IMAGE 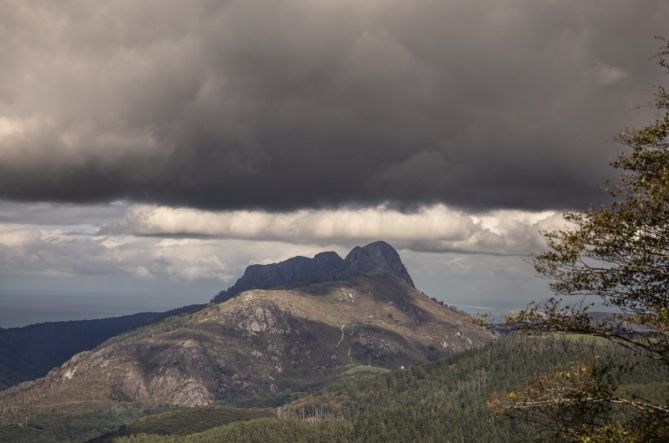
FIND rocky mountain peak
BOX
[213,241,414,303]
[344,241,415,288]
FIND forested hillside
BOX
[277,333,669,442]
[0,305,205,391]
[7,333,664,442]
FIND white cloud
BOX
[105,203,568,255]
[591,63,628,87]
[0,201,567,317]
[0,200,572,302]
[0,224,234,282]
[0,116,39,139]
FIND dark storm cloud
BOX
[0,200,128,226]
[0,0,666,211]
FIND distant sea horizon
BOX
[0,290,210,328]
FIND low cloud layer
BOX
[0,200,558,324]
[0,224,232,282]
[0,220,346,284]
[0,200,565,286]
[1,1,667,211]
[105,203,566,255]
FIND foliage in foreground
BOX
[497,39,669,441]
[281,334,668,442]
[490,359,669,442]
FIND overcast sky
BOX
[1,1,667,326]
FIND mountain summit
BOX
[213,241,414,303]
[344,241,414,287]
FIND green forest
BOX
[3,333,666,442]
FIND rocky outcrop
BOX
[213,241,414,303]
[343,241,414,287]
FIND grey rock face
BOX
[213,241,414,303]
[344,241,414,288]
